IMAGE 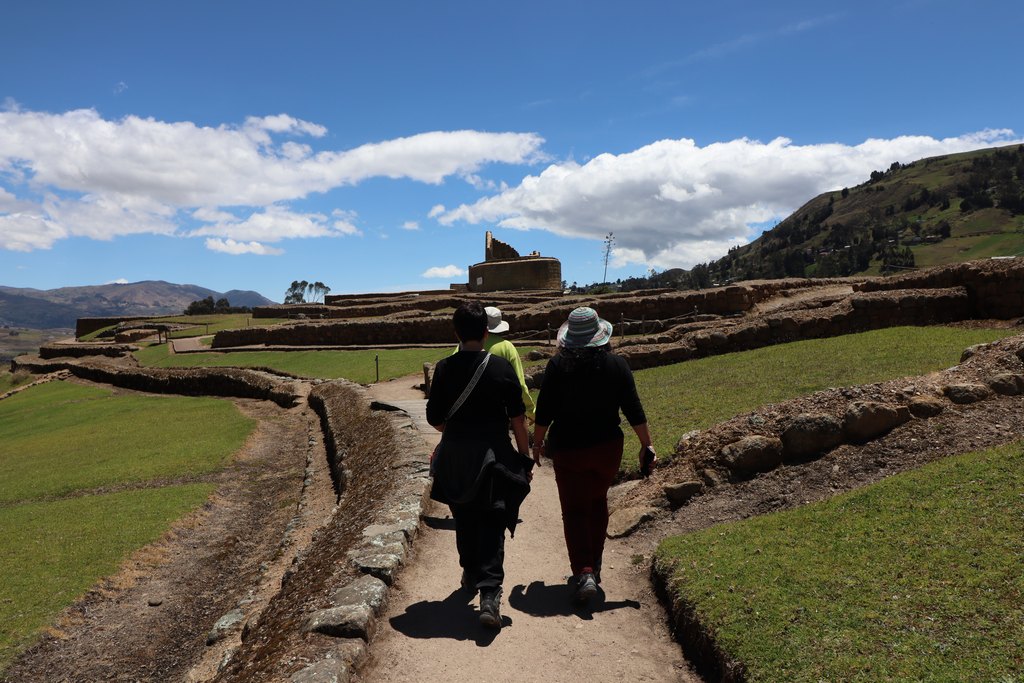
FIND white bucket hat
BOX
[485,306,510,334]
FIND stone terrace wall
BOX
[11,356,301,407]
[219,280,856,349]
[216,382,432,681]
[38,343,137,359]
[76,316,157,338]
[856,258,1024,319]
[615,287,971,371]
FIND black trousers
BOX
[450,504,506,592]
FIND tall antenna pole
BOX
[602,232,615,283]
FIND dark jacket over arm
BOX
[427,350,531,534]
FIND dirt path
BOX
[169,336,211,353]
[361,376,697,683]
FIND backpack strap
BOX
[446,352,491,421]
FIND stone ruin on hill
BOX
[465,231,562,292]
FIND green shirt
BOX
[453,335,536,419]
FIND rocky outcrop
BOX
[655,335,1024,500]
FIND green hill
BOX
[700,144,1024,284]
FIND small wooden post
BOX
[375,354,380,383]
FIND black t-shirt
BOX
[534,350,646,449]
[427,350,526,440]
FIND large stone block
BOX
[720,435,783,478]
[988,373,1024,396]
[663,481,703,508]
[606,506,658,538]
[908,396,945,418]
[304,604,375,641]
[843,401,910,442]
[943,383,993,404]
[781,413,844,460]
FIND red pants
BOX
[550,436,623,576]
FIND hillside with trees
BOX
[699,144,1024,284]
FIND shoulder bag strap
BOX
[446,352,491,421]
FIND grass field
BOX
[655,441,1024,681]
[0,382,254,503]
[0,484,214,668]
[0,382,254,671]
[912,232,1024,268]
[135,343,542,383]
[622,325,1017,472]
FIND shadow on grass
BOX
[388,589,508,646]
[508,580,640,620]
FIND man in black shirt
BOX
[427,301,531,629]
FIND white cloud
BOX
[0,212,67,251]
[440,129,1024,269]
[428,204,446,218]
[401,220,420,231]
[105,278,129,284]
[331,208,362,236]
[422,264,465,279]
[192,207,236,223]
[191,205,348,242]
[205,238,284,255]
[0,107,544,251]
[113,81,128,94]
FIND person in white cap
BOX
[453,305,535,421]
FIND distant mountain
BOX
[695,144,1024,285]
[0,281,276,329]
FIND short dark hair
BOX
[453,301,488,342]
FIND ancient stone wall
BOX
[855,258,1024,319]
[10,357,301,407]
[38,343,137,359]
[485,232,520,260]
[216,279,860,348]
[615,287,972,371]
[76,316,157,338]
[223,382,432,680]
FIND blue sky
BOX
[1,0,1022,302]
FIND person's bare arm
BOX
[511,414,529,455]
[530,423,548,467]
[632,422,652,449]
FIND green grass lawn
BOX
[655,441,1024,682]
[0,382,254,671]
[135,344,448,382]
[912,232,1024,267]
[0,382,254,503]
[0,484,214,669]
[135,343,541,383]
[621,325,1016,473]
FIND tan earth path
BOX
[362,376,698,683]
